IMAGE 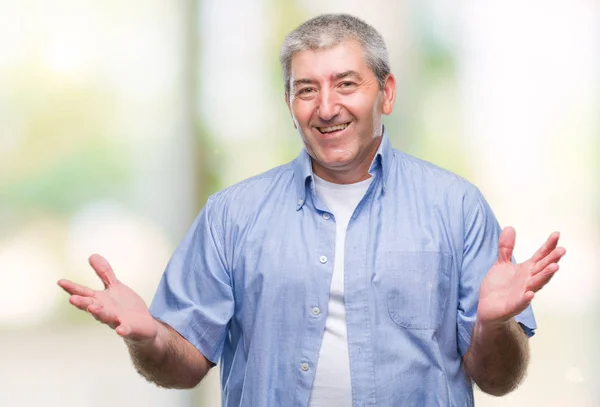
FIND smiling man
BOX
[285,38,392,185]
[58,14,566,406]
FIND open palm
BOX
[58,254,158,344]
[477,227,566,325]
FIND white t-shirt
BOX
[308,174,373,407]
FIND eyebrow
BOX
[292,78,315,88]
[333,70,363,81]
[292,70,363,89]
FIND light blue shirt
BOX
[150,129,536,407]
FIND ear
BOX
[285,93,297,129]
[381,73,396,116]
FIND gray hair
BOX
[280,14,391,97]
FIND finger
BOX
[528,263,560,292]
[88,254,119,289]
[68,295,96,311]
[88,304,119,327]
[531,231,560,263]
[57,279,96,297]
[531,247,566,276]
[497,226,516,263]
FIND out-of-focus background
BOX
[0,0,598,406]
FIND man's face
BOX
[287,40,395,183]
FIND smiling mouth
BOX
[316,122,351,135]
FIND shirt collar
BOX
[292,125,393,210]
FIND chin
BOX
[317,153,356,170]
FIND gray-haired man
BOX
[59,14,565,406]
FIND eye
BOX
[298,87,316,95]
[337,81,358,92]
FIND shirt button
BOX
[322,213,330,220]
[312,307,321,316]
[300,362,309,371]
[319,256,327,264]
[297,199,304,206]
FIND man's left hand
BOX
[477,227,566,326]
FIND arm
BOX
[462,227,565,396]
[126,319,214,389]
[463,318,529,396]
[58,254,213,389]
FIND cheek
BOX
[292,102,315,126]
[344,94,376,119]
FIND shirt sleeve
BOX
[149,197,234,364]
[456,189,537,357]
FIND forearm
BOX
[463,318,530,396]
[126,320,214,389]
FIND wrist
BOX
[474,317,516,338]
[125,319,164,352]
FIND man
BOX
[58,14,566,406]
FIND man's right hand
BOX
[58,254,159,346]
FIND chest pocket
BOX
[384,251,452,330]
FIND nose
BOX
[317,88,341,122]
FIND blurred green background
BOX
[0,1,598,406]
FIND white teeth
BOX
[319,123,349,133]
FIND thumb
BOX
[116,324,131,337]
[117,319,160,346]
[89,254,119,289]
[497,226,516,263]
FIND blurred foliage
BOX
[409,7,469,177]
[0,142,127,213]
[265,0,303,91]
[194,122,222,205]
[189,0,222,206]
[0,63,131,234]
[265,0,307,164]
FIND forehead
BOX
[290,40,371,81]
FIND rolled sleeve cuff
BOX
[458,304,537,356]
[515,304,537,338]
[150,307,225,365]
